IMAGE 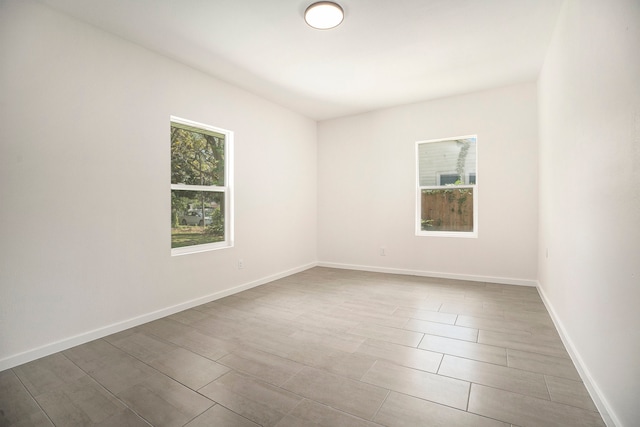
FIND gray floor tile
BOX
[393,307,456,324]
[217,348,304,386]
[478,330,569,358]
[455,315,539,335]
[34,375,131,426]
[361,360,470,410]
[12,353,86,397]
[105,330,177,363]
[0,370,53,427]
[138,318,193,341]
[355,339,443,373]
[94,409,151,427]
[116,373,213,427]
[289,329,365,353]
[468,384,605,427]
[199,371,301,427]
[439,302,504,320]
[307,350,378,380]
[167,308,210,325]
[349,323,423,347]
[506,349,581,380]
[438,355,549,399]
[85,353,157,395]
[148,347,230,390]
[275,399,382,427]
[419,334,508,365]
[163,329,236,361]
[282,366,388,420]
[404,318,479,342]
[545,375,598,412]
[374,391,509,427]
[184,404,259,427]
[63,339,131,374]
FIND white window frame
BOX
[171,116,234,256]
[415,135,478,238]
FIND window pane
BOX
[418,138,477,186]
[171,190,225,248]
[171,124,225,186]
[421,188,474,232]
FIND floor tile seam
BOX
[467,381,602,414]
[476,341,571,360]
[541,373,586,385]
[505,361,582,382]
[479,329,566,345]
[436,353,585,389]
[439,352,554,373]
[394,308,457,321]
[9,367,57,427]
[401,324,480,343]
[362,335,447,354]
[405,315,472,327]
[214,350,305,388]
[85,335,224,408]
[453,319,545,335]
[421,331,509,351]
[280,364,393,408]
[477,331,568,347]
[378,388,486,417]
[280,377,392,423]
[54,351,157,427]
[370,389,392,424]
[468,383,607,426]
[205,402,262,427]
[434,366,552,401]
[541,374,600,413]
[292,397,389,427]
[126,323,245,365]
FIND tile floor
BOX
[0,267,606,427]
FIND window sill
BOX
[171,241,233,256]
[416,231,478,238]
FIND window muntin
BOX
[416,136,477,237]
[171,117,233,254]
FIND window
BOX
[416,136,477,237]
[170,117,233,254]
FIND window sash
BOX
[415,135,478,238]
[171,116,233,255]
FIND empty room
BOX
[0,0,638,426]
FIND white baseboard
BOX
[536,283,619,427]
[317,261,537,287]
[0,262,317,372]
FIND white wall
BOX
[537,1,640,426]
[317,83,539,285]
[0,0,317,369]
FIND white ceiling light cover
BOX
[305,2,344,30]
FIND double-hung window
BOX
[170,117,233,254]
[416,136,477,237]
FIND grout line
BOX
[370,389,392,422]
[60,351,155,426]
[10,368,57,427]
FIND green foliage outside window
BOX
[170,120,227,249]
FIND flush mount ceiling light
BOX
[304,2,344,30]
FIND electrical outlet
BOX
[238,259,244,269]
[380,247,386,256]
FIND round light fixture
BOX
[304,2,344,30]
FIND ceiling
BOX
[38,0,564,121]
